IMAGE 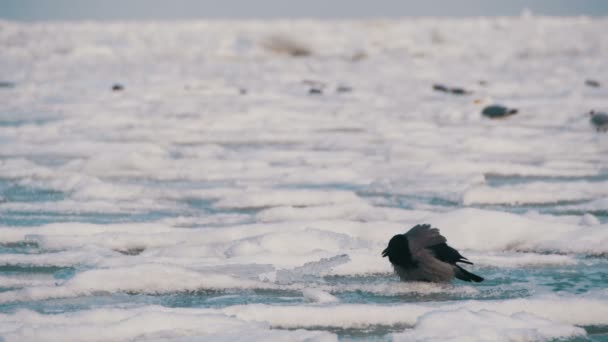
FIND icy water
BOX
[0,17,608,341]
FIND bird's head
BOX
[382,234,413,266]
[588,110,596,117]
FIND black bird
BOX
[382,224,483,283]
[481,105,518,119]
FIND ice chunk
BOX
[302,288,339,304]
[392,309,584,341]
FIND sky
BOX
[1,0,607,20]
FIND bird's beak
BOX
[382,248,388,257]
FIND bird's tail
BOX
[454,265,484,282]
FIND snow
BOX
[0,307,337,342]
[0,16,607,340]
[392,309,585,342]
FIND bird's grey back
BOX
[393,248,455,282]
[405,224,446,253]
[394,224,454,282]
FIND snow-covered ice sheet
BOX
[1,16,608,341]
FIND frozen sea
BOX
[0,17,608,341]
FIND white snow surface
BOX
[1,17,608,341]
[0,295,606,341]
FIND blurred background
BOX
[2,0,608,20]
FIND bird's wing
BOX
[405,224,447,253]
[427,243,472,265]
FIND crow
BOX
[382,224,483,283]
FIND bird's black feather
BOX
[454,265,484,282]
[383,235,417,269]
[427,243,473,265]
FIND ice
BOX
[580,213,601,226]
[0,246,114,267]
[463,181,608,205]
[220,294,608,330]
[428,208,608,255]
[1,16,608,340]
[0,264,274,304]
[392,309,585,341]
[465,251,577,268]
[255,203,430,222]
[0,295,605,340]
[276,254,352,283]
[213,189,363,209]
[0,307,337,342]
[0,208,605,276]
[0,275,57,289]
[302,288,340,304]
[558,197,608,213]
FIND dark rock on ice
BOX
[449,87,472,95]
[336,85,353,93]
[433,84,449,92]
[589,110,608,132]
[433,83,472,95]
[0,81,15,88]
[585,79,601,88]
[482,105,518,119]
[309,88,323,95]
